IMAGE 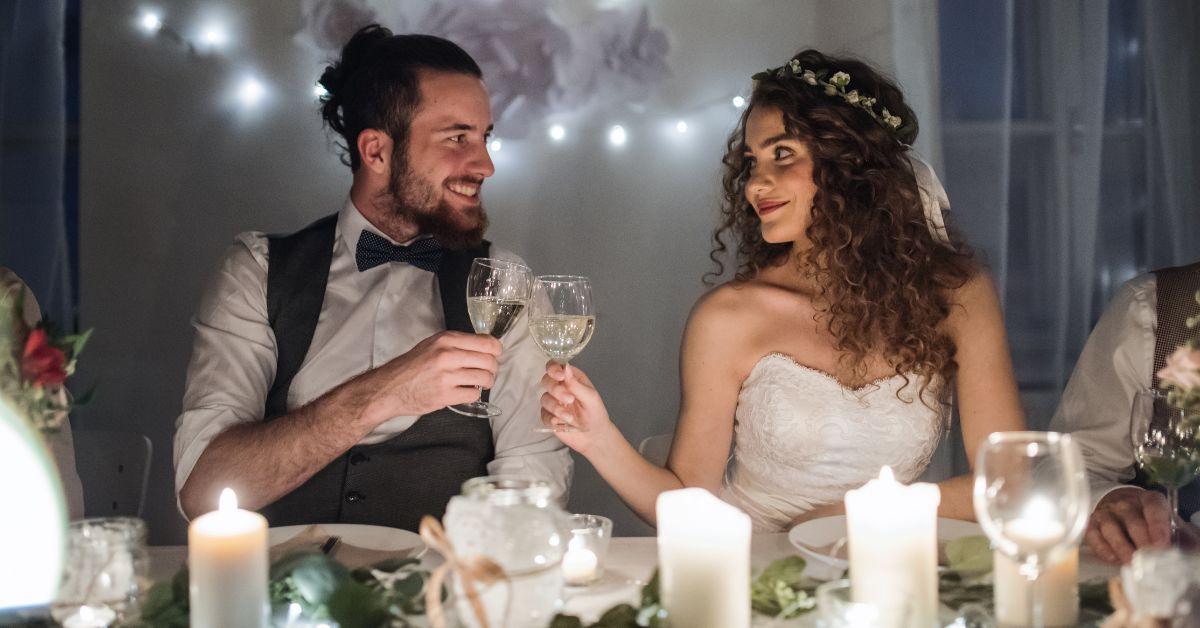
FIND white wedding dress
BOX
[720,352,950,532]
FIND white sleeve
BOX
[1049,274,1156,511]
[484,248,574,506]
[172,232,277,512]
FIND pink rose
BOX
[1157,345,1200,390]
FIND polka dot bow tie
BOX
[355,230,444,273]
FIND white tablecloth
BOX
[148,534,1119,626]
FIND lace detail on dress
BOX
[720,353,949,532]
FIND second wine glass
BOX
[450,257,533,419]
[529,275,595,433]
[1130,388,1200,543]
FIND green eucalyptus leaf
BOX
[327,579,389,628]
[944,535,993,574]
[549,615,586,628]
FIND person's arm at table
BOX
[539,287,747,525]
[175,237,501,519]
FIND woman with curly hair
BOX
[541,50,1026,530]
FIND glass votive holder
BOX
[816,579,894,628]
[51,517,149,626]
[562,514,612,587]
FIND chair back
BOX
[72,430,152,518]
[637,433,673,467]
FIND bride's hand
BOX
[540,361,615,455]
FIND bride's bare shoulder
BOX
[686,278,798,339]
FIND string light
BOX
[237,77,266,107]
[548,124,566,142]
[675,120,688,133]
[489,138,502,152]
[732,95,746,108]
[608,125,627,146]
[199,23,228,48]
[312,83,328,99]
[139,10,163,34]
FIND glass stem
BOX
[1020,560,1044,628]
[1168,487,1180,544]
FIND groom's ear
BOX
[356,128,393,176]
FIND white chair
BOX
[637,433,673,467]
[72,430,152,518]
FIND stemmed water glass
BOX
[529,275,595,433]
[449,258,533,418]
[1130,388,1200,542]
[973,431,1089,628]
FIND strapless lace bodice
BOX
[720,353,949,532]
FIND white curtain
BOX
[0,0,71,325]
[907,0,1200,481]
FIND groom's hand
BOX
[1084,487,1172,564]
[358,331,501,425]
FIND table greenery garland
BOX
[124,536,1113,628]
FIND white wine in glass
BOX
[449,258,532,419]
[530,275,594,433]
[1130,389,1200,542]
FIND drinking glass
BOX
[51,517,150,626]
[450,258,533,418]
[528,275,595,433]
[973,431,1089,628]
[1130,388,1200,542]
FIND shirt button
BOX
[349,452,370,465]
[345,491,364,503]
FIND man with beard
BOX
[173,26,571,529]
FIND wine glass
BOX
[449,258,533,418]
[1130,388,1200,542]
[973,431,1089,628]
[528,275,595,433]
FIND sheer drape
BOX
[0,0,71,324]
[909,0,1200,481]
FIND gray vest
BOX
[257,215,494,532]
[1151,261,1200,520]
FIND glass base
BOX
[449,401,502,418]
[533,424,586,434]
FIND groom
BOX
[173,26,571,530]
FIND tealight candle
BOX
[561,514,612,587]
[562,540,599,586]
[188,488,269,628]
[844,466,940,628]
[62,604,116,628]
[656,488,751,628]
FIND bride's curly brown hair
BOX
[711,49,977,398]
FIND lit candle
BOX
[562,537,599,586]
[993,497,1079,627]
[844,466,940,628]
[188,488,269,628]
[656,488,751,628]
[62,604,116,627]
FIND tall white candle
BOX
[844,466,940,628]
[188,488,269,628]
[656,488,751,628]
[993,497,1079,627]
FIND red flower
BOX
[21,328,68,387]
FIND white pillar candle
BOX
[656,488,751,628]
[844,466,941,628]
[993,497,1078,627]
[188,488,269,628]
[994,547,1078,627]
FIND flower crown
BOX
[752,59,912,138]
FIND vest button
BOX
[349,452,369,465]
[345,491,364,503]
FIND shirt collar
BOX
[337,198,433,254]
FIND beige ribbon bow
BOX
[419,515,509,628]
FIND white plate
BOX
[269,523,426,558]
[788,515,983,574]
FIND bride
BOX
[540,50,1026,531]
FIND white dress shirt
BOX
[1049,273,1156,511]
[173,200,572,511]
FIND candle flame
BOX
[218,487,238,512]
[1022,495,1056,523]
[878,465,895,482]
[79,606,95,621]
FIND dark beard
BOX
[382,152,488,251]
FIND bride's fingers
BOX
[559,372,600,406]
[541,379,575,406]
[540,392,573,421]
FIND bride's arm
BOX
[541,289,746,525]
[939,271,1027,519]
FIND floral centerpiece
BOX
[1157,291,1200,427]
[0,279,91,432]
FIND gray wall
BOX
[79,0,908,544]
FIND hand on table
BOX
[1083,486,1199,564]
